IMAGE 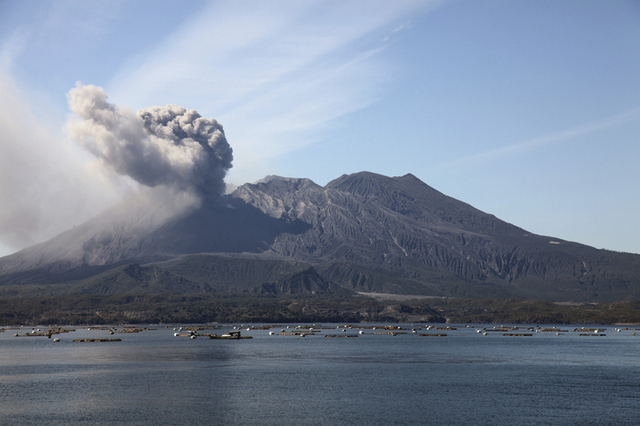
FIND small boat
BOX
[212,331,252,340]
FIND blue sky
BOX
[0,0,639,256]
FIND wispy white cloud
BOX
[0,28,29,70]
[108,0,439,184]
[430,107,640,171]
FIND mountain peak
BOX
[252,175,322,191]
[326,171,436,193]
[326,171,396,195]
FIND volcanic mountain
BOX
[1,172,638,301]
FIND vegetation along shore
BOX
[1,294,639,326]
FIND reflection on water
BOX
[1,324,639,425]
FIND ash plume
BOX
[66,82,233,199]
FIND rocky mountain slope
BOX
[233,172,640,301]
[1,172,638,301]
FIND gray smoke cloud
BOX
[66,82,233,199]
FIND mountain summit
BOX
[1,172,638,301]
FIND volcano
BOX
[1,172,638,302]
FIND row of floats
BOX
[174,324,640,338]
[3,324,639,342]
[5,326,152,342]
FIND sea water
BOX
[1,324,639,425]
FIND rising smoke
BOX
[66,82,233,200]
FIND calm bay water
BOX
[1,324,639,425]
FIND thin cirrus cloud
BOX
[429,107,640,172]
[107,0,439,183]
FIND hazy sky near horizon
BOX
[0,0,639,256]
